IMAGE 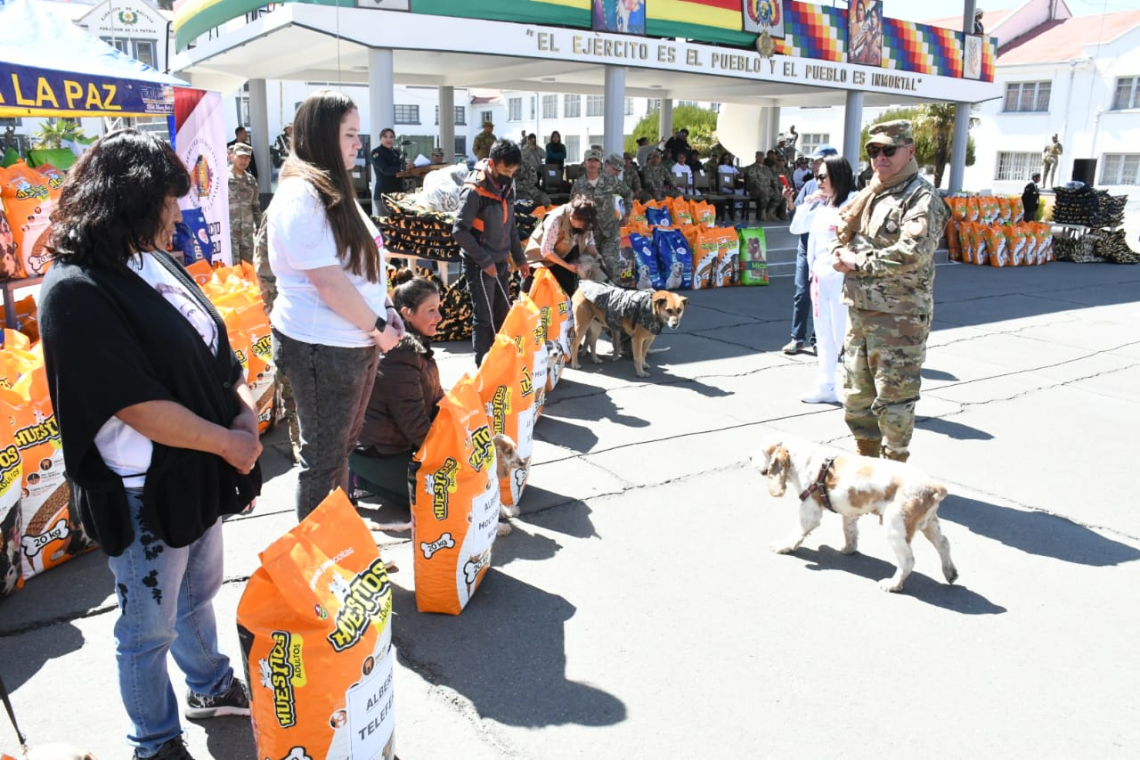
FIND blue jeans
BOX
[108,488,234,757]
[273,329,381,520]
[790,232,814,343]
[463,255,511,366]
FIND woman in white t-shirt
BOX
[785,155,858,404]
[267,89,404,520]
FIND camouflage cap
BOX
[866,120,914,148]
[483,120,494,128]
[604,152,624,169]
[583,148,603,163]
[231,142,253,157]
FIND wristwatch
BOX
[373,314,387,332]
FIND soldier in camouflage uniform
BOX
[743,152,780,221]
[514,158,551,206]
[831,120,951,463]
[641,150,678,201]
[571,149,634,287]
[623,152,650,203]
[252,218,300,463]
[473,121,496,161]
[228,142,261,264]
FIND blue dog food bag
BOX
[652,227,693,290]
[645,203,673,228]
[629,231,664,290]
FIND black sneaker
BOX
[185,678,251,719]
[134,737,196,760]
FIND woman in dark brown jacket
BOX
[350,272,443,507]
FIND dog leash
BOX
[0,670,29,757]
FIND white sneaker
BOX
[801,388,839,404]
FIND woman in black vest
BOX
[39,129,262,760]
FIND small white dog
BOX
[751,437,958,592]
[493,434,527,535]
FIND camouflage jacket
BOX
[473,131,496,160]
[836,174,950,316]
[641,164,675,199]
[742,162,778,196]
[229,168,261,232]
[624,165,644,196]
[570,172,630,236]
[515,160,549,204]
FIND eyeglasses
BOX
[816,173,829,181]
[866,144,900,159]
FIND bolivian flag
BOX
[648,0,754,46]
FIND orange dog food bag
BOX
[409,375,501,615]
[527,268,568,392]
[475,335,538,508]
[237,489,396,760]
[499,296,548,419]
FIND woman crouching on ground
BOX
[350,271,444,508]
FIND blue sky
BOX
[880,0,1132,24]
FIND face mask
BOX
[495,173,513,186]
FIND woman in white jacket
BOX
[784,155,857,403]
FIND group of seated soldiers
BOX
[513,137,799,223]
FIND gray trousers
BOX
[272,328,380,520]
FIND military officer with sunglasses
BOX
[830,120,950,464]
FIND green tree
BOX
[625,104,719,155]
[34,118,88,150]
[860,105,976,188]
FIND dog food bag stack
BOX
[0,333,29,597]
[476,334,539,509]
[527,268,569,393]
[691,229,719,290]
[653,227,694,290]
[500,296,549,420]
[237,489,396,760]
[410,375,501,615]
[737,228,769,286]
[0,162,55,278]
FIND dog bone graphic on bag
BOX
[410,375,501,614]
[237,489,396,760]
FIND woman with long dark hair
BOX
[545,130,567,167]
[785,154,857,404]
[267,89,403,519]
[39,129,262,759]
[524,194,600,296]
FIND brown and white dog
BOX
[570,281,687,378]
[493,434,526,536]
[751,437,958,592]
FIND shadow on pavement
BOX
[542,384,648,428]
[916,417,994,440]
[515,491,600,541]
[792,546,1006,614]
[922,367,960,382]
[391,574,627,728]
[533,414,600,453]
[201,716,257,760]
[0,620,86,691]
[940,495,1140,566]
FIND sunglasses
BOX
[866,144,900,159]
[816,173,829,181]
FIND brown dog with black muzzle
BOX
[570,280,687,378]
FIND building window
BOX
[455,136,466,157]
[1112,77,1140,110]
[530,97,536,119]
[481,110,493,126]
[586,95,605,117]
[1003,81,1051,113]
[542,95,558,119]
[0,118,22,128]
[1100,154,1140,185]
[394,105,419,125]
[509,97,522,121]
[678,100,699,107]
[564,95,581,118]
[102,37,128,55]
[995,151,1040,182]
[711,103,722,113]
[436,106,464,126]
[648,99,661,112]
[624,98,634,115]
[799,133,831,156]
[565,135,581,163]
[134,40,156,69]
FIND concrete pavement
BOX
[2,260,1139,759]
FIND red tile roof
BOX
[997,11,1140,64]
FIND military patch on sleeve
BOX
[904,217,927,237]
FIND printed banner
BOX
[963,33,983,80]
[173,87,232,266]
[0,63,174,119]
[847,0,883,67]
[593,0,646,35]
[742,0,784,38]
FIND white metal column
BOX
[767,107,781,151]
[948,104,970,192]
[368,48,395,200]
[603,66,626,157]
[248,78,271,193]
[438,85,455,162]
[843,90,864,169]
[659,98,673,144]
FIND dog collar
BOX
[799,456,838,513]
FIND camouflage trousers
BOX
[842,308,931,458]
[232,237,254,265]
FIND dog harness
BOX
[799,456,838,513]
